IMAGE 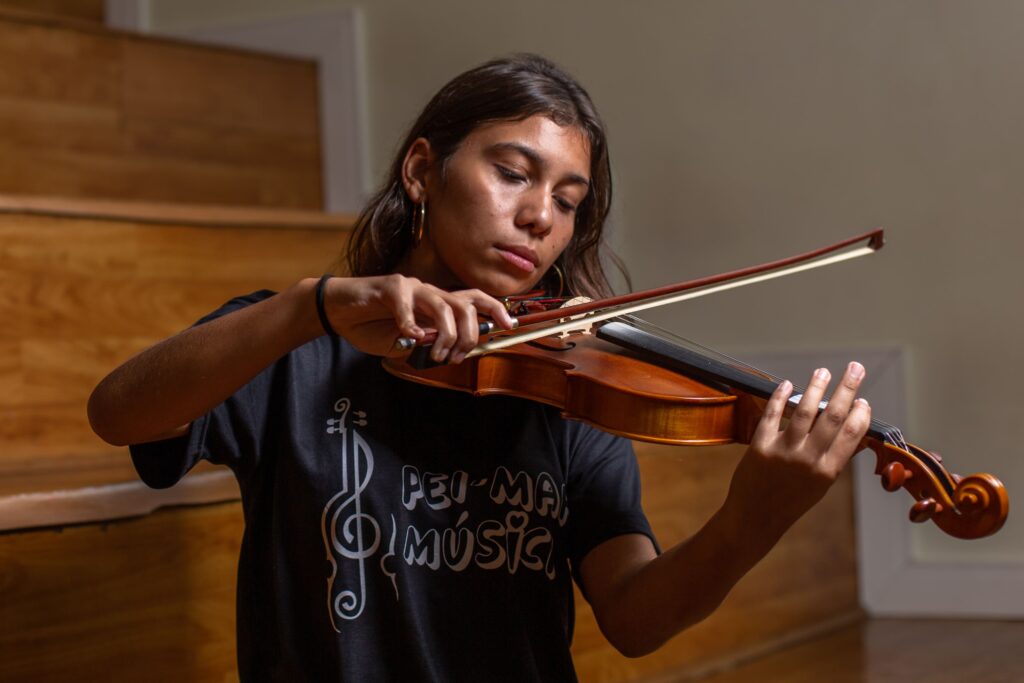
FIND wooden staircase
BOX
[0,5,350,680]
[0,5,322,208]
[0,5,860,682]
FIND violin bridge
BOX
[556,296,595,338]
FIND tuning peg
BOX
[909,498,943,523]
[881,461,912,492]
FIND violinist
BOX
[87,54,872,681]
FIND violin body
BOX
[384,322,1008,540]
[385,333,739,446]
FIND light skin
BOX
[87,114,872,658]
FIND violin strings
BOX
[619,315,909,450]
[618,315,795,386]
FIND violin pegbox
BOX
[556,296,595,338]
[870,439,1008,539]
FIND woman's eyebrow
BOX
[489,141,590,188]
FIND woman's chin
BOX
[457,271,535,298]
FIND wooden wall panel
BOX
[0,12,322,208]
[0,502,243,683]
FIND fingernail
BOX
[779,380,792,393]
[848,361,864,379]
[856,397,870,408]
[432,346,448,362]
[815,367,830,380]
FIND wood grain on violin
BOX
[388,333,738,445]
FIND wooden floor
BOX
[692,619,1024,683]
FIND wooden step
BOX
[0,195,353,526]
[0,501,244,681]
[0,9,323,208]
[0,0,104,25]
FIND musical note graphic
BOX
[321,398,380,631]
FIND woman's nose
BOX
[515,188,554,235]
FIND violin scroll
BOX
[869,440,1008,539]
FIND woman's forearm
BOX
[87,278,323,446]
[594,501,780,658]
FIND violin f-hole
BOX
[528,338,576,352]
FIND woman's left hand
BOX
[722,362,873,548]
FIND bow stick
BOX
[396,228,885,355]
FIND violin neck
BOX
[597,320,892,443]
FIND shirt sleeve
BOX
[563,421,660,589]
[128,290,279,490]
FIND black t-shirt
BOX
[130,291,656,682]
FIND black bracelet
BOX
[315,274,340,339]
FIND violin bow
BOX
[457,228,885,358]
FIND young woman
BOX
[88,54,871,681]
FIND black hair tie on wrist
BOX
[316,274,340,339]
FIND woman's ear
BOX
[401,138,434,203]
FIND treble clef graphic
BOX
[321,398,380,631]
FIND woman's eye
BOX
[496,165,527,183]
[555,197,577,213]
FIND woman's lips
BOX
[496,246,538,273]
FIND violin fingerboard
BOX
[598,321,779,399]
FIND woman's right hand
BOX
[321,275,515,363]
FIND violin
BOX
[382,230,1009,540]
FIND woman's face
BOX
[400,115,592,296]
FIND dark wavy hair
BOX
[343,53,626,298]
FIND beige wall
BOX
[149,0,1023,564]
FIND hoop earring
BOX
[547,261,565,297]
[411,201,426,247]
